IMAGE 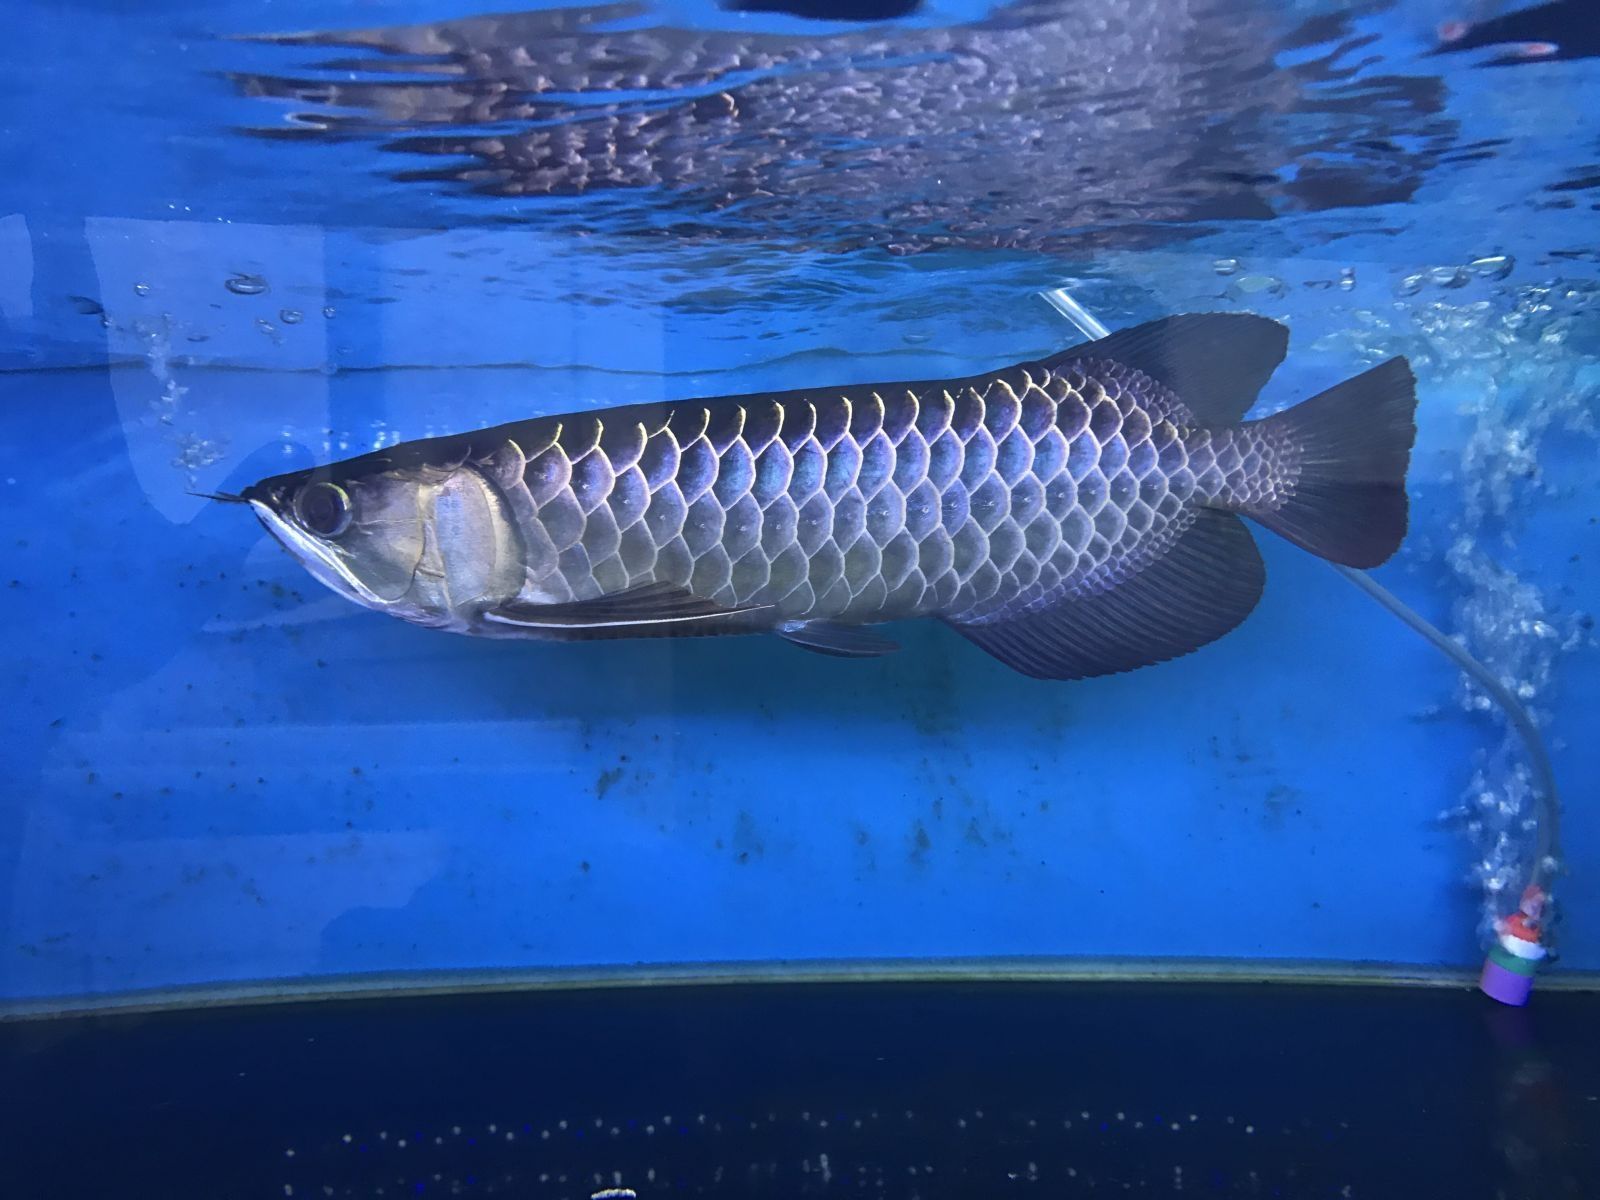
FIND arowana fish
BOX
[229,314,1416,679]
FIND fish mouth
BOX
[248,499,389,609]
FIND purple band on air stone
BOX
[1480,957,1535,1006]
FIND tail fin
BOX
[1243,357,1417,568]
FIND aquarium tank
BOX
[2,0,1597,1195]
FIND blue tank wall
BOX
[2,0,1598,1006]
[1,208,1595,1006]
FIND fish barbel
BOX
[239,314,1417,679]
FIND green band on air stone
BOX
[1489,944,1540,976]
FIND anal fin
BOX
[777,620,900,659]
[486,581,770,639]
[944,509,1264,680]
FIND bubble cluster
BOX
[131,318,231,489]
[1314,268,1595,936]
[1397,254,1516,299]
[171,432,225,473]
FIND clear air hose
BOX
[1040,288,1562,1002]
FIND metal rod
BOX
[1328,563,1561,889]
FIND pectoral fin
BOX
[486,582,771,639]
[776,620,900,658]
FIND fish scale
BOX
[241,315,1418,681]
[485,359,1264,624]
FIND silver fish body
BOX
[243,315,1417,679]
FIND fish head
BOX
[243,456,525,628]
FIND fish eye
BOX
[294,481,353,538]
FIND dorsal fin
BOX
[1044,314,1289,424]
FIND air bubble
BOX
[1235,274,1284,296]
[280,308,304,325]
[1212,258,1240,276]
[322,306,336,318]
[133,282,151,297]
[1428,266,1469,289]
[1338,267,1356,291]
[225,273,269,296]
[1470,254,1514,280]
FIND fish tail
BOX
[1237,357,1418,568]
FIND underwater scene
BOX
[2,0,1599,1194]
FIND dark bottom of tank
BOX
[4,981,1598,1198]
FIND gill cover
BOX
[421,466,525,609]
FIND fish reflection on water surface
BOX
[237,315,1416,680]
[232,0,1456,256]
